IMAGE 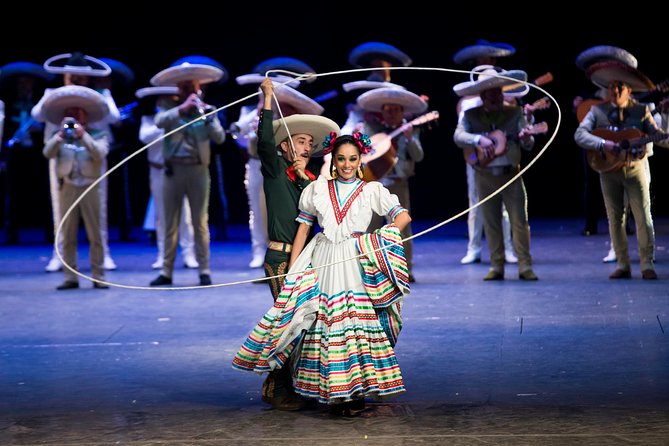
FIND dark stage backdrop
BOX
[2,10,667,232]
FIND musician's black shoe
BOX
[56,281,79,290]
[199,274,212,286]
[150,275,172,286]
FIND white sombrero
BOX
[272,114,340,156]
[342,80,406,92]
[356,87,427,114]
[453,68,527,97]
[575,45,637,71]
[135,86,179,99]
[452,40,515,65]
[348,42,412,68]
[41,85,109,124]
[272,83,324,115]
[468,65,529,98]
[586,60,655,92]
[43,52,111,77]
[171,55,228,84]
[150,63,224,87]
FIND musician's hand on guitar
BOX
[402,124,414,141]
[478,136,495,161]
[517,127,533,143]
[602,139,617,153]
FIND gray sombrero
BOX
[272,114,340,156]
[348,42,412,68]
[586,60,655,92]
[575,45,637,71]
[41,85,109,124]
[453,68,527,97]
[452,40,515,65]
[356,87,427,114]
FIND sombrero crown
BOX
[41,85,109,124]
[272,114,340,156]
[170,55,228,84]
[236,56,315,88]
[356,87,427,115]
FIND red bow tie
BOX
[286,165,316,182]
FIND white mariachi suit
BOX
[140,113,196,267]
[233,104,268,267]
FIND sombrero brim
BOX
[452,43,515,65]
[135,86,179,99]
[235,73,301,89]
[0,62,53,83]
[43,53,111,77]
[348,42,412,68]
[575,46,637,71]
[342,80,406,92]
[453,70,527,97]
[42,85,109,124]
[356,87,427,114]
[272,84,323,115]
[150,63,223,86]
[272,114,340,157]
[587,61,655,92]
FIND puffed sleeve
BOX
[369,181,406,220]
[296,181,318,226]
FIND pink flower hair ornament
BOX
[352,131,373,154]
[322,131,373,155]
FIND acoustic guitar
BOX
[360,111,440,182]
[587,128,668,173]
[463,122,549,167]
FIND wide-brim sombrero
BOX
[150,63,224,87]
[43,52,111,77]
[348,42,412,68]
[453,69,527,97]
[587,60,655,92]
[135,86,179,99]
[272,114,340,156]
[356,87,427,114]
[575,45,637,71]
[452,40,515,65]
[171,55,228,84]
[271,83,324,115]
[41,85,109,124]
[0,61,53,84]
[252,57,316,83]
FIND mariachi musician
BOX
[356,87,428,283]
[574,61,665,280]
[453,67,539,282]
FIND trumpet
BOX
[228,110,259,141]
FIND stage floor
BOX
[1,218,668,445]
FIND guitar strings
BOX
[50,66,562,291]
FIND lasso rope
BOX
[52,66,561,290]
